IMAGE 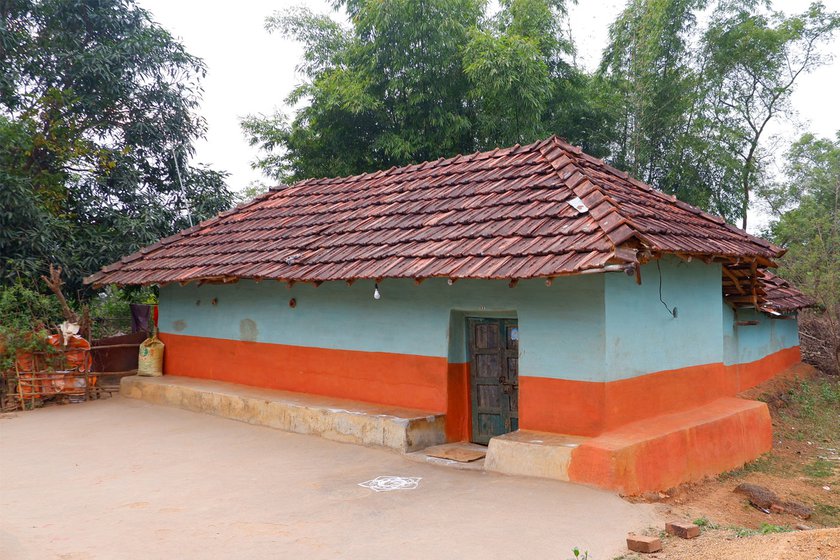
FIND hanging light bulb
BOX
[373,283,381,300]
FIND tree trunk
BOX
[41,264,79,324]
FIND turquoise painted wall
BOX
[159,276,607,382]
[604,257,724,381]
[722,305,799,366]
[723,302,739,366]
[159,257,800,382]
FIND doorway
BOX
[467,318,519,444]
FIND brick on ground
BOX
[665,521,700,539]
[626,534,663,553]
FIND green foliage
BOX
[255,0,483,181]
[463,0,591,149]
[87,285,155,338]
[702,2,840,228]
[0,283,64,334]
[814,502,840,524]
[0,282,64,370]
[783,376,840,441]
[693,516,719,529]
[803,458,835,478]
[570,546,589,559]
[759,523,790,535]
[463,29,553,147]
[598,0,704,190]
[819,381,840,405]
[731,525,755,538]
[233,181,272,206]
[244,0,607,182]
[244,0,838,234]
[598,0,840,227]
[768,133,840,307]
[730,523,791,537]
[766,131,840,374]
[0,0,234,293]
[791,380,818,418]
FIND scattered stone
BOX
[795,524,811,531]
[733,483,813,519]
[734,483,777,509]
[665,521,700,539]
[779,500,813,519]
[627,534,663,553]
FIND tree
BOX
[0,0,233,292]
[244,0,605,182]
[598,0,839,227]
[703,2,840,228]
[244,1,483,182]
[598,0,705,187]
[464,0,568,148]
[463,26,554,148]
[767,132,840,373]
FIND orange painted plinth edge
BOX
[159,332,448,412]
[567,397,772,494]
[520,346,801,437]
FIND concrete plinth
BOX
[120,375,445,452]
[485,430,589,481]
[567,397,772,494]
[485,397,773,494]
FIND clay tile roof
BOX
[758,271,817,313]
[85,135,785,287]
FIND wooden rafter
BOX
[722,267,746,295]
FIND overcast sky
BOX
[139,0,840,203]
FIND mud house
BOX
[86,136,813,493]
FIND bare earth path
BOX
[0,397,658,560]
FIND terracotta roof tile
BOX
[85,135,785,287]
[758,271,817,313]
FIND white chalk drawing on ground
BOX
[358,476,422,492]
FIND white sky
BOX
[139,0,840,221]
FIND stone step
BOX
[120,375,445,453]
[485,430,589,480]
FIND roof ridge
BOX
[270,139,552,190]
[569,148,786,258]
[538,137,640,261]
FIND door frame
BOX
[466,316,520,444]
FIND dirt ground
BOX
[2,371,837,560]
[0,397,658,560]
[621,527,839,560]
[622,367,840,559]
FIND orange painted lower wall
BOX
[567,397,773,494]
[160,332,800,451]
[735,345,801,389]
[518,376,606,436]
[520,346,802,437]
[445,362,470,442]
[161,333,476,440]
[160,333,449,413]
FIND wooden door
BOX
[468,318,519,444]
